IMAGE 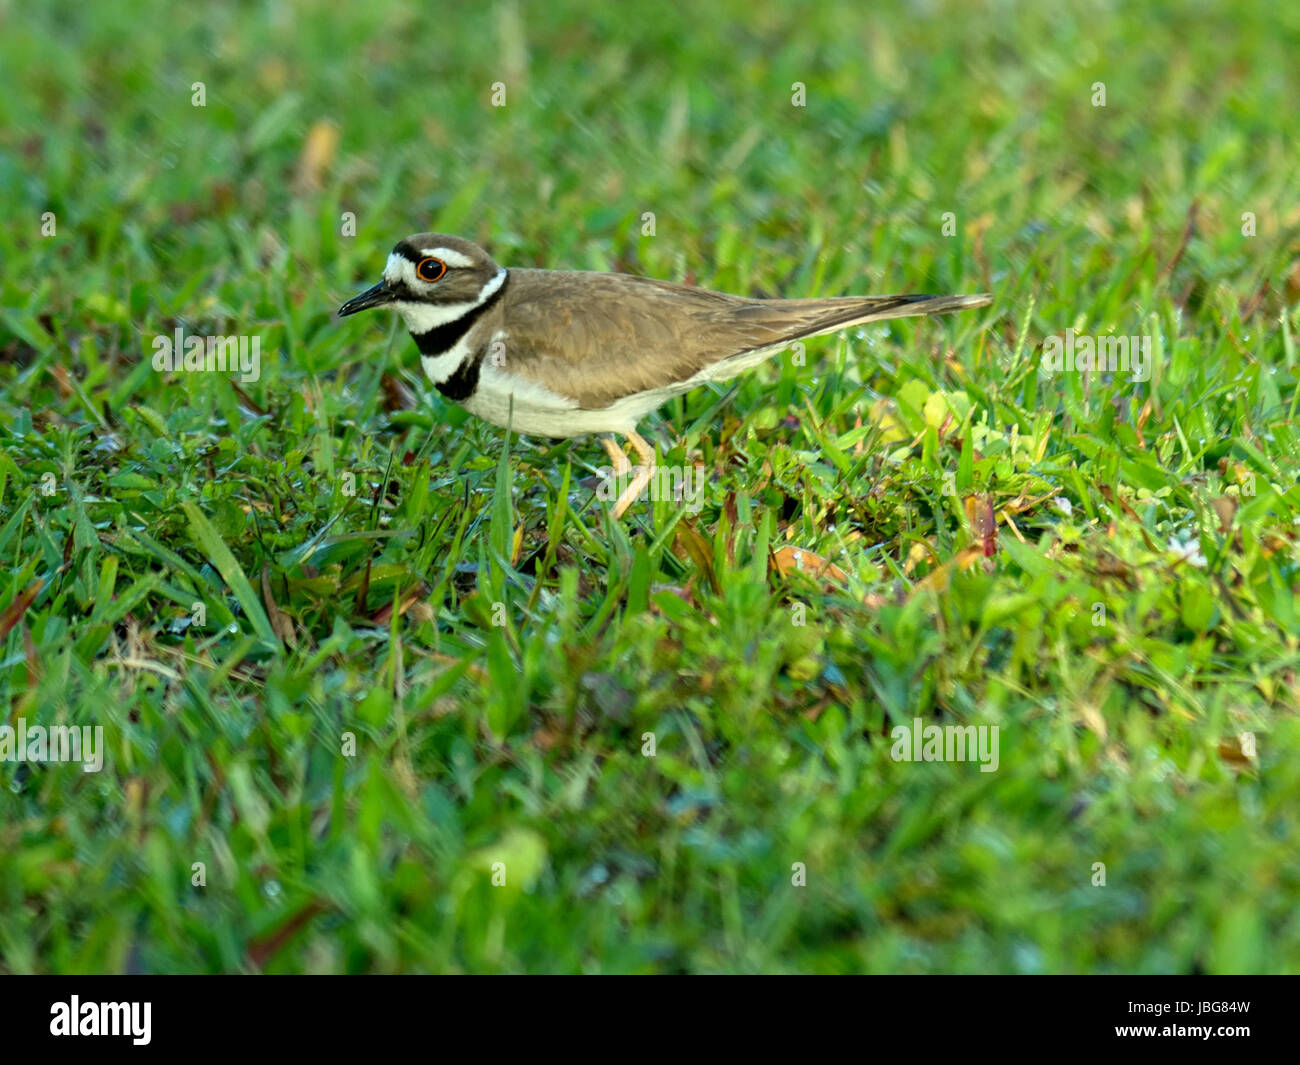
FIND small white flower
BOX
[1168,537,1207,568]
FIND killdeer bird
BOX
[338,234,991,518]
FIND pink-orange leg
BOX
[605,430,655,519]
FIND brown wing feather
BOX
[500,268,988,409]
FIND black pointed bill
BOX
[337,279,397,317]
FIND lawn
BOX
[1,0,1298,973]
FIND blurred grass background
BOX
[1,0,1298,972]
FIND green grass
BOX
[1,0,1299,973]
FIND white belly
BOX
[462,364,665,437]
[460,340,788,439]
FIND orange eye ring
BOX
[416,257,447,282]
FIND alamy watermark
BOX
[151,327,261,383]
[890,717,999,773]
[1041,330,1153,382]
[0,718,104,772]
[596,464,708,513]
[50,996,150,1045]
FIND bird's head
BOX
[337,234,505,331]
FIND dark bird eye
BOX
[416,257,447,282]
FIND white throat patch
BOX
[404,267,509,383]
[395,300,478,334]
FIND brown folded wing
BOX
[499,268,988,409]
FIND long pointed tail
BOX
[800,292,993,338]
[701,290,993,386]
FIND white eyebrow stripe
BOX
[420,246,476,268]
